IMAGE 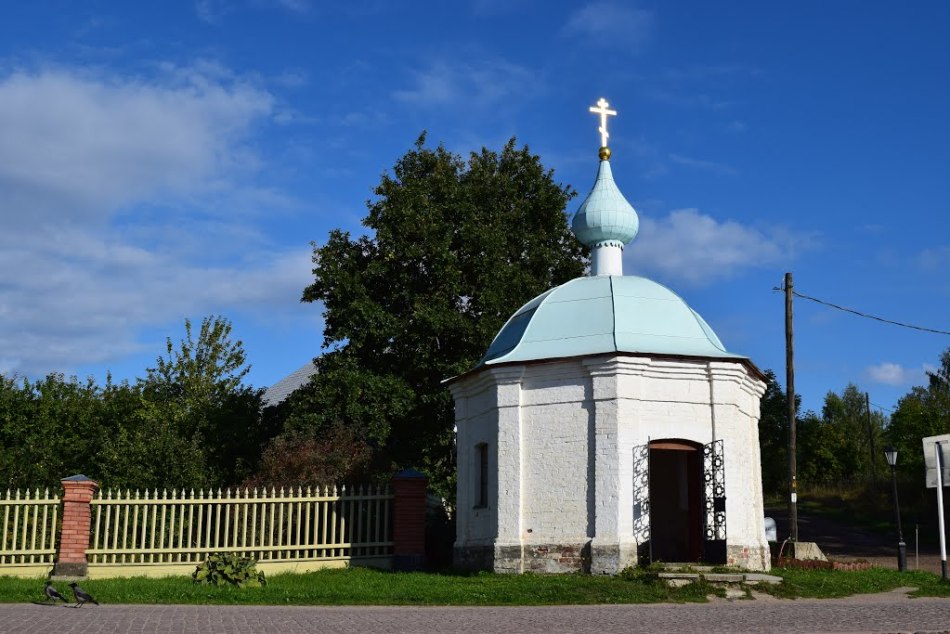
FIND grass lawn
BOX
[1,568,716,606]
[2,566,948,606]
[761,566,950,600]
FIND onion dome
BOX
[571,158,639,248]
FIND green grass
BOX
[3,566,949,606]
[757,566,950,600]
[1,567,719,606]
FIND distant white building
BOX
[262,362,316,407]
[447,100,770,574]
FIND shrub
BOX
[243,426,373,489]
[192,552,266,588]
[775,557,833,570]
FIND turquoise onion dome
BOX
[571,157,639,248]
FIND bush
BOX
[243,426,373,489]
[774,557,833,570]
[192,552,266,588]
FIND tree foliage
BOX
[0,374,105,487]
[757,374,886,495]
[0,316,266,490]
[244,425,373,490]
[886,348,950,480]
[805,384,886,483]
[758,370,790,496]
[292,134,588,496]
[140,316,267,487]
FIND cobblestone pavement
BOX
[1,590,949,634]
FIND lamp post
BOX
[884,445,908,572]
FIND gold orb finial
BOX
[599,146,611,161]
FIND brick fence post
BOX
[52,474,98,578]
[391,469,428,571]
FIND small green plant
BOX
[192,552,266,588]
[617,562,663,583]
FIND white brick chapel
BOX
[447,99,771,574]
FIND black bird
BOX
[68,582,99,607]
[43,581,67,603]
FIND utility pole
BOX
[785,272,798,542]
[866,392,877,483]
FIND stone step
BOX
[658,571,783,586]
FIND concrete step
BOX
[657,571,783,586]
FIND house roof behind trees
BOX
[262,362,316,407]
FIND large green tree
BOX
[292,135,588,496]
[758,370,792,496]
[138,315,267,487]
[886,348,950,480]
[794,383,886,487]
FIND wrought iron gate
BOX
[702,439,727,564]
[632,443,651,564]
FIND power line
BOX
[870,401,895,413]
[772,285,950,336]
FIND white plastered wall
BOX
[450,354,769,572]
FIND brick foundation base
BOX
[727,544,771,571]
[457,540,771,574]
[455,541,592,574]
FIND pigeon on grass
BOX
[68,582,99,607]
[43,581,67,603]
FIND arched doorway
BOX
[648,439,703,563]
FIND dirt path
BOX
[767,505,946,574]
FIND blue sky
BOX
[0,1,948,415]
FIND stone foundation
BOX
[727,544,771,572]
[523,543,590,573]
[457,541,770,573]
[51,561,87,578]
[455,542,591,574]
[590,541,638,574]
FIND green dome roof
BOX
[478,276,743,367]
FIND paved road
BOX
[2,590,949,634]
[768,505,947,575]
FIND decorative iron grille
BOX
[703,439,726,542]
[632,443,651,546]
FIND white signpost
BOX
[922,434,950,580]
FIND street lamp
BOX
[884,445,907,572]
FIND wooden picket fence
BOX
[0,475,430,579]
[85,485,393,578]
[0,489,60,576]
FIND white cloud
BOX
[271,69,308,88]
[865,362,933,387]
[624,209,816,285]
[0,66,273,226]
[393,60,540,110]
[562,2,654,49]
[918,246,950,271]
[0,65,313,379]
